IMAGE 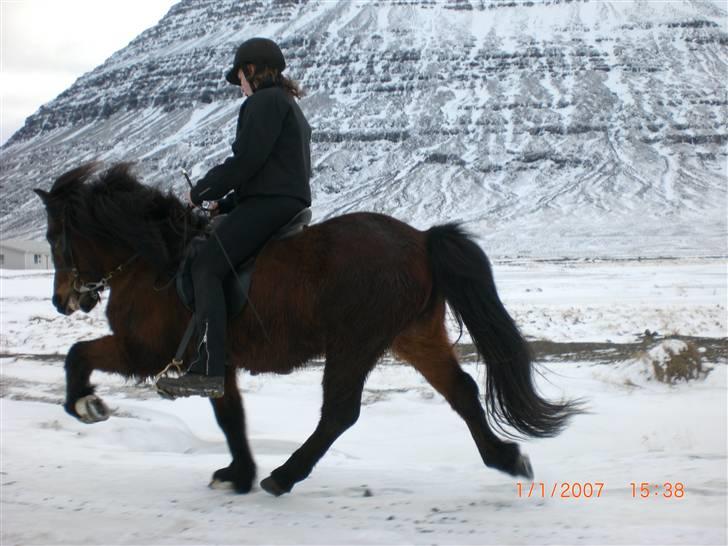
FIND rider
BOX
[157,37,312,398]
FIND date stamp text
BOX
[515,481,686,499]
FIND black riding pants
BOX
[190,194,306,376]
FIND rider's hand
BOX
[207,201,221,217]
[185,191,220,215]
[185,191,196,207]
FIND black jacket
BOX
[190,86,312,211]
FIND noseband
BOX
[60,217,138,301]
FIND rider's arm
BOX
[216,193,236,214]
[190,88,289,205]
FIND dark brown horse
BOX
[34,162,580,496]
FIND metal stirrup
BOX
[154,316,197,384]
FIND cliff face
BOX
[2,0,726,259]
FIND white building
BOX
[0,239,52,270]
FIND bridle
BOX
[59,215,138,302]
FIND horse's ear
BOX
[33,188,50,204]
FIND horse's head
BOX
[34,163,105,315]
[34,162,204,316]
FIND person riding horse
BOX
[157,38,312,398]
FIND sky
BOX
[0,0,180,146]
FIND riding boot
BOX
[157,195,305,400]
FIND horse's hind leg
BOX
[392,308,533,479]
[209,366,256,493]
[260,347,380,496]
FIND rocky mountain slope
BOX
[1,0,726,259]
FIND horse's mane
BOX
[49,162,209,273]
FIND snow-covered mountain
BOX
[1,0,726,259]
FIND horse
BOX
[33,162,580,496]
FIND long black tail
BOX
[426,223,581,438]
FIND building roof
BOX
[0,238,51,254]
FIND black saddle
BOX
[176,208,312,318]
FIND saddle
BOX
[175,208,312,318]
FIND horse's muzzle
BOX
[53,293,79,315]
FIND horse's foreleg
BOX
[64,335,126,423]
[260,354,376,496]
[209,366,257,493]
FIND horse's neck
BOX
[106,264,181,326]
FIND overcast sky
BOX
[0,0,179,145]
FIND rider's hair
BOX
[243,65,304,99]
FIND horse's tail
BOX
[425,223,580,438]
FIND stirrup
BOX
[155,372,225,399]
[154,359,186,400]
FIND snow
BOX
[1,261,726,545]
[2,260,724,357]
[494,259,727,343]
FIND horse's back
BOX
[315,211,425,259]
[262,211,428,274]
[242,212,433,364]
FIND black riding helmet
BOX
[225,37,286,85]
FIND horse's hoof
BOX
[209,479,234,491]
[260,476,287,497]
[212,466,235,483]
[210,479,253,494]
[210,463,256,493]
[74,395,110,424]
[514,454,534,480]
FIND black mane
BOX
[48,162,208,272]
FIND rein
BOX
[71,253,139,297]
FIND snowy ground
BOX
[1,260,726,545]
